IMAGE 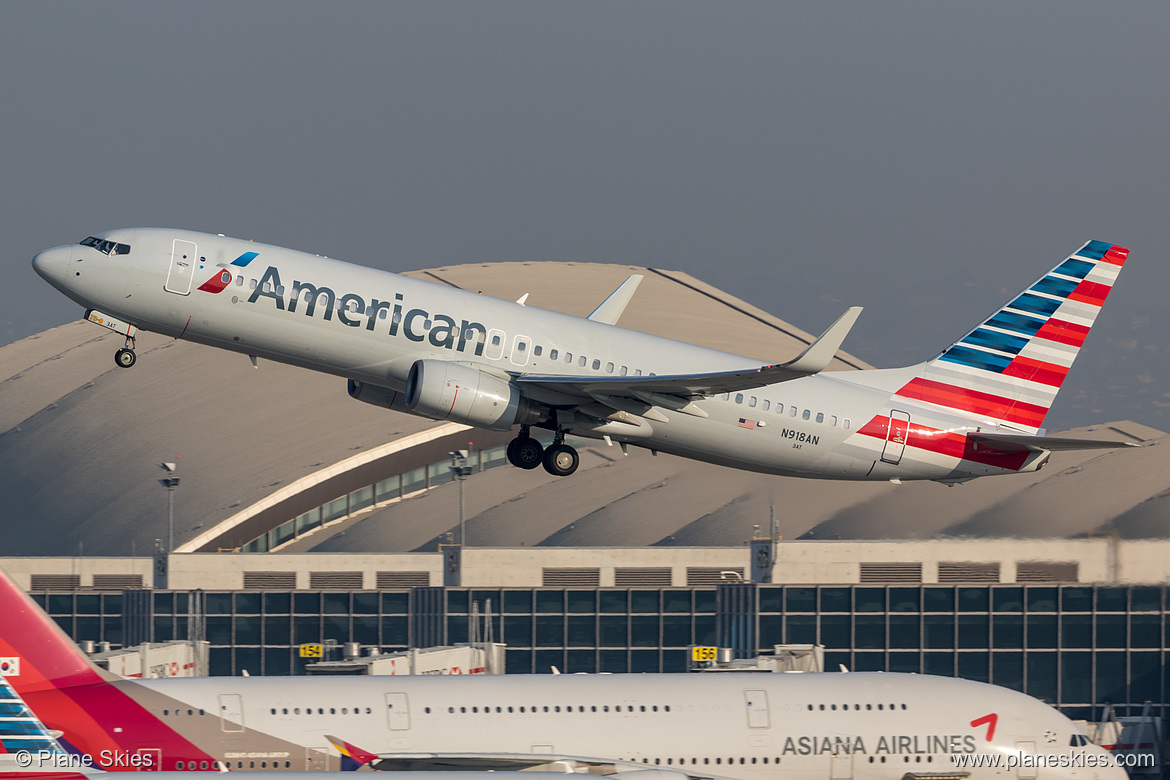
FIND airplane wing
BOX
[363,752,680,775]
[517,306,862,400]
[360,753,720,776]
[969,432,1141,453]
[328,736,718,778]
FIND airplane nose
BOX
[32,247,69,284]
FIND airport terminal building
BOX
[6,259,1170,730]
[8,538,1170,722]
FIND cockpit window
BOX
[80,236,131,255]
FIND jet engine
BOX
[347,379,413,413]
[403,359,538,431]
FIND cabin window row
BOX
[642,756,782,766]
[430,703,672,714]
[722,393,851,429]
[182,761,292,770]
[269,706,373,715]
[806,702,907,711]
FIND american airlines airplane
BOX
[31,231,1133,481]
[0,571,1125,780]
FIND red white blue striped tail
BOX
[895,240,1128,433]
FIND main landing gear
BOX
[506,429,580,477]
[114,335,137,369]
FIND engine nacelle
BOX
[347,379,413,413]
[404,360,536,431]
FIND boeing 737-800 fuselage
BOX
[32,229,1133,482]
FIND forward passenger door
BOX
[386,692,410,730]
[164,239,197,295]
[744,689,770,728]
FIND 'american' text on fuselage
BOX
[248,266,489,356]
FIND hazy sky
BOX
[4,2,1168,432]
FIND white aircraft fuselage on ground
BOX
[0,571,1125,780]
[32,230,1133,481]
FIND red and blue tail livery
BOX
[904,240,1127,433]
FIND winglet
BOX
[778,306,862,375]
[326,735,380,767]
[588,275,644,325]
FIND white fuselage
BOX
[30,229,1043,481]
[26,671,1122,780]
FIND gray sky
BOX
[3,1,1168,432]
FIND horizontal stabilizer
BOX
[588,275,644,325]
[969,432,1140,453]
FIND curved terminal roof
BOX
[1,261,1164,556]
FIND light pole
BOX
[448,449,473,546]
[159,462,180,553]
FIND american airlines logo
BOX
[243,265,491,357]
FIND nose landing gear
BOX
[114,335,137,368]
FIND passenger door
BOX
[511,335,532,367]
[485,329,506,360]
[1015,742,1038,780]
[306,747,335,771]
[386,692,410,730]
[744,689,770,728]
[136,748,162,772]
[881,410,911,464]
[218,693,245,733]
[165,239,197,295]
[829,746,852,780]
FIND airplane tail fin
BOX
[888,240,1128,433]
[0,570,217,771]
[0,674,71,761]
[0,570,118,698]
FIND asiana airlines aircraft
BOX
[32,231,1134,480]
[0,571,1125,779]
[0,671,663,780]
